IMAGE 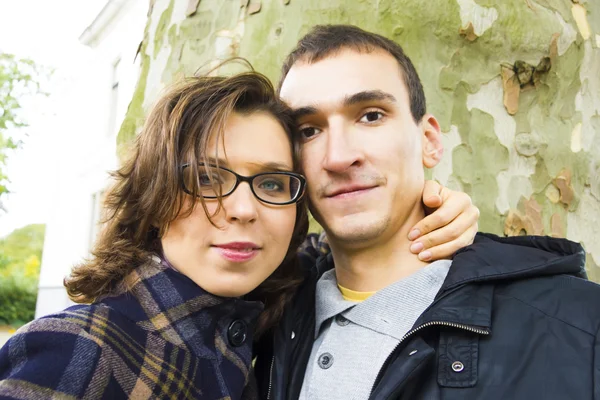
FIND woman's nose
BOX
[223,182,259,224]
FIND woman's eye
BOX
[299,126,321,139]
[258,179,284,192]
[199,174,211,185]
[360,111,384,123]
[199,174,221,186]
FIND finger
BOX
[410,208,476,255]
[417,224,478,261]
[422,180,443,208]
[409,191,473,240]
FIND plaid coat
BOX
[0,256,263,399]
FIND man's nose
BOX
[322,121,364,173]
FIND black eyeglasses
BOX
[180,164,306,205]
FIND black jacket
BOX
[255,233,600,399]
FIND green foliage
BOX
[0,223,45,262]
[0,275,37,327]
[0,224,45,326]
[0,53,45,204]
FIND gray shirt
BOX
[298,259,452,400]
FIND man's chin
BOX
[325,216,388,246]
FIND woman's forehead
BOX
[205,111,294,171]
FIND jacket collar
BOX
[441,233,586,292]
[414,233,585,331]
[100,256,264,355]
[311,233,585,333]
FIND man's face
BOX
[279,49,441,248]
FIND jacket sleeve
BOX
[595,325,600,399]
[0,317,105,399]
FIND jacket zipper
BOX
[368,321,490,398]
[266,354,274,400]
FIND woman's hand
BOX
[408,181,479,261]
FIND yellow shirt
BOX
[337,284,377,302]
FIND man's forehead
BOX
[279,48,406,109]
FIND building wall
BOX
[118,0,600,279]
[35,0,148,317]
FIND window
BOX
[88,189,106,250]
[107,58,121,137]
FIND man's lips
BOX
[326,184,378,198]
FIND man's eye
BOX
[299,126,321,139]
[360,111,384,123]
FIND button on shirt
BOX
[298,259,452,400]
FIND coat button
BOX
[227,320,247,347]
[335,315,350,326]
[318,352,334,369]
[451,361,465,372]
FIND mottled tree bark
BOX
[120,0,600,279]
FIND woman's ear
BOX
[422,114,444,169]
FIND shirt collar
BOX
[314,260,452,340]
[314,269,357,337]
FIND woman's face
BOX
[161,111,298,297]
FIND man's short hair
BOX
[278,24,426,123]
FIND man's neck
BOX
[330,206,430,292]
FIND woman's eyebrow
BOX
[204,157,229,167]
[248,161,294,172]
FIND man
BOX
[255,25,600,399]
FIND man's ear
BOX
[421,114,444,169]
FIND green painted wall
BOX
[119,0,600,278]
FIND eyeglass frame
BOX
[179,163,307,206]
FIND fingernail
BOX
[418,250,432,261]
[408,229,420,241]
[410,242,424,253]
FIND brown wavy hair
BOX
[64,72,308,337]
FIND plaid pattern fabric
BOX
[0,257,263,400]
[298,232,330,263]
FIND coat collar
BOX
[100,256,264,356]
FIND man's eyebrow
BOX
[290,90,397,120]
[291,106,319,121]
[344,90,397,107]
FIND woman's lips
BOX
[212,242,261,263]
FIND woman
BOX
[0,72,476,399]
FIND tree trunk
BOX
[119,0,600,279]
